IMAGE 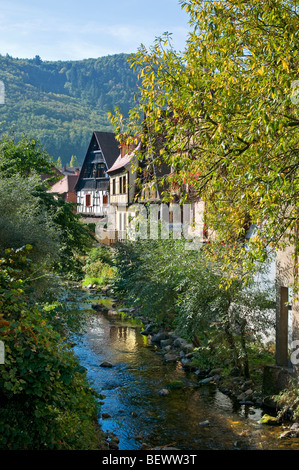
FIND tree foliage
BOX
[113,239,275,377]
[0,134,93,281]
[111,0,299,288]
[0,135,103,448]
[0,53,139,164]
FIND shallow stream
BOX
[70,289,299,451]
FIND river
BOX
[69,288,299,451]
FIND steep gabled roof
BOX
[93,131,120,169]
[75,131,120,191]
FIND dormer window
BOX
[95,163,106,178]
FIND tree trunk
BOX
[239,318,250,379]
[224,320,242,373]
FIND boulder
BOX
[199,377,215,384]
[150,331,169,343]
[173,337,193,353]
[173,337,187,349]
[158,388,170,396]
[140,323,153,336]
[100,361,113,368]
[107,309,119,316]
[160,338,173,348]
[163,352,180,363]
[199,420,210,426]
[209,368,223,375]
[258,414,279,425]
[290,423,299,436]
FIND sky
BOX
[0,0,190,61]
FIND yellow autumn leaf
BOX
[281,59,289,71]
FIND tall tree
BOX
[55,156,62,170]
[111,0,299,288]
[0,135,93,280]
[69,155,79,167]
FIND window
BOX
[83,165,91,178]
[86,194,91,207]
[112,179,116,195]
[95,163,106,178]
[119,175,126,194]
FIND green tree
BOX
[0,173,59,267]
[0,134,54,178]
[0,135,93,280]
[69,155,79,167]
[55,156,62,169]
[113,238,275,377]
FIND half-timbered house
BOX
[75,131,119,217]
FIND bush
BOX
[0,246,104,449]
[82,245,115,287]
[113,238,275,378]
[275,381,299,422]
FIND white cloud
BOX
[0,1,188,60]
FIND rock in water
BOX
[100,361,113,368]
[258,414,279,425]
[158,389,170,396]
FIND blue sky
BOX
[0,0,189,61]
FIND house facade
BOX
[105,140,140,240]
[101,135,206,244]
[75,131,119,217]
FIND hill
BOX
[0,54,139,165]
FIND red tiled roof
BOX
[106,142,140,173]
[48,174,78,194]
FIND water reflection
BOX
[71,292,299,451]
[109,326,138,351]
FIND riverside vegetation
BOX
[0,130,297,449]
[3,0,299,448]
[83,240,299,436]
[106,0,299,435]
[0,135,107,450]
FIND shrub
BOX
[113,238,275,378]
[0,246,103,450]
[275,381,299,423]
[82,245,115,287]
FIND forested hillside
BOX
[0,54,139,164]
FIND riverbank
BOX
[83,282,299,446]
